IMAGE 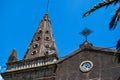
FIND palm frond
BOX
[114,0,120,4]
[83,0,114,17]
[109,7,120,29]
[115,52,120,63]
[116,39,120,50]
[115,39,120,63]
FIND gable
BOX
[56,46,120,80]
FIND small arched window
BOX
[31,51,37,55]
[35,37,41,41]
[45,37,50,41]
[38,30,42,34]
[45,30,49,34]
[33,44,39,49]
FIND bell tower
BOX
[1,14,58,80]
[23,13,58,60]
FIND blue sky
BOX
[0,0,120,74]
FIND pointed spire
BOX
[23,14,58,60]
[8,49,18,63]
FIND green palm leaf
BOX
[83,0,114,17]
[83,0,120,63]
[109,7,120,29]
[114,0,120,4]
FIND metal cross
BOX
[80,28,92,42]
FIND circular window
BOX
[31,51,37,55]
[45,37,50,41]
[45,51,49,55]
[45,30,49,34]
[33,44,39,49]
[45,43,50,48]
[80,60,93,72]
[38,30,42,34]
[35,37,41,41]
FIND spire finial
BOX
[46,0,50,13]
[80,28,92,42]
[23,8,58,60]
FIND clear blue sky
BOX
[0,0,120,74]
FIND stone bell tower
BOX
[23,13,58,60]
[1,14,58,80]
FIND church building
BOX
[1,13,120,80]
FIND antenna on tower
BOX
[46,0,50,13]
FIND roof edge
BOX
[57,45,120,64]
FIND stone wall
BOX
[56,49,120,80]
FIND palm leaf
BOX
[115,52,120,63]
[109,7,120,29]
[114,0,120,4]
[116,39,120,50]
[115,40,120,63]
[83,0,114,17]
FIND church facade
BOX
[1,14,120,80]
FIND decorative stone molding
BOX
[6,58,57,72]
